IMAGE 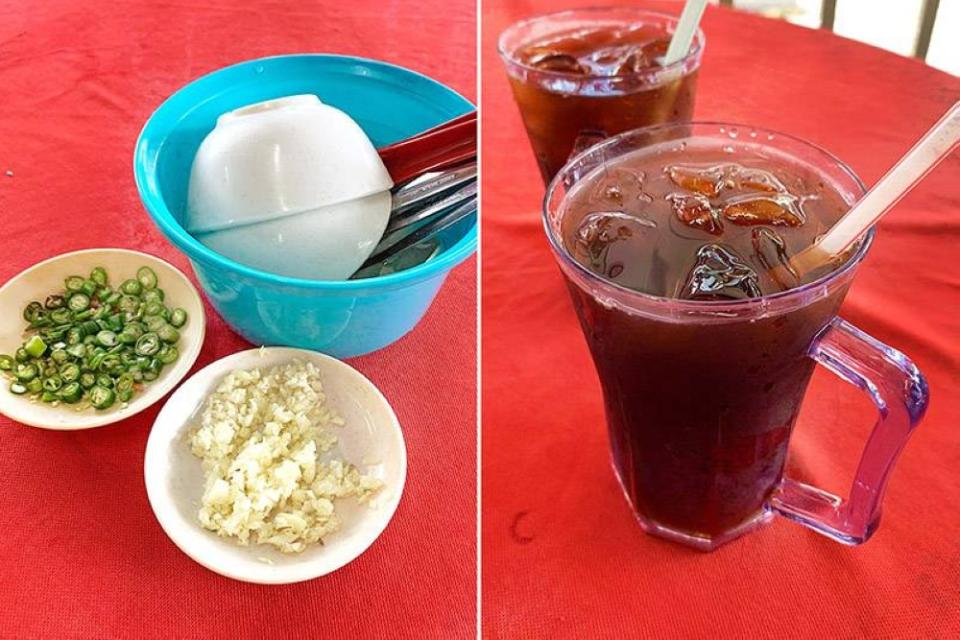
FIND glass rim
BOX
[497,6,706,83]
[542,121,875,312]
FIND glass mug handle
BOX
[769,317,929,544]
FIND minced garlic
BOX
[188,360,383,553]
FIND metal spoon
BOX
[388,181,477,234]
[391,161,477,214]
[352,191,476,279]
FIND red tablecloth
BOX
[0,1,476,638]
[482,2,960,638]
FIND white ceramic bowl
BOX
[0,249,206,430]
[143,347,406,584]
[186,94,394,280]
[195,191,391,281]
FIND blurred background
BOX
[713,0,959,75]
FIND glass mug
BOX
[499,7,704,184]
[543,123,929,550]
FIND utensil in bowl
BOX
[134,54,476,358]
[391,161,477,214]
[0,249,206,430]
[378,111,477,184]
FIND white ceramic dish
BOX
[143,347,406,584]
[0,248,206,430]
[186,94,393,280]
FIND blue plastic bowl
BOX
[134,54,476,358]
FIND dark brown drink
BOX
[500,9,703,183]
[549,129,866,546]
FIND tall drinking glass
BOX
[543,122,929,550]
[499,7,704,183]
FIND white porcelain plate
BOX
[0,248,206,430]
[143,347,407,584]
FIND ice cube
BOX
[528,52,586,74]
[667,164,726,197]
[667,193,724,235]
[737,167,789,194]
[751,228,799,291]
[592,167,651,205]
[722,195,804,227]
[681,243,762,300]
[601,185,624,206]
[572,211,656,281]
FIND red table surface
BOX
[482,2,960,638]
[0,1,476,638]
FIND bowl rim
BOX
[143,346,408,584]
[0,248,207,430]
[134,53,477,289]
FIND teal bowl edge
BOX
[133,53,478,294]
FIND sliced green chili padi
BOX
[28,312,50,329]
[143,301,164,317]
[65,275,85,292]
[142,291,164,308]
[59,382,82,403]
[24,335,47,358]
[16,364,37,382]
[157,345,178,364]
[136,332,161,356]
[90,267,108,286]
[68,292,90,312]
[23,301,43,322]
[60,363,80,383]
[158,325,179,344]
[100,354,122,374]
[120,278,142,296]
[79,372,96,389]
[169,308,187,328]
[66,343,86,359]
[89,385,115,409]
[4,264,184,410]
[96,330,117,347]
[137,266,158,291]
[118,295,140,314]
[143,315,166,332]
[50,308,72,325]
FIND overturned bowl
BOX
[135,54,476,358]
[186,95,393,281]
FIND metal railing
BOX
[717,0,942,61]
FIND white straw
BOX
[663,0,708,66]
[812,101,960,260]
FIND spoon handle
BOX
[378,111,477,184]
